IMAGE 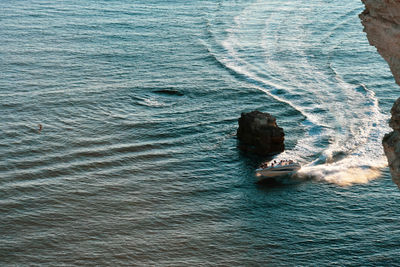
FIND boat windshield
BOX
[260,160,297,169]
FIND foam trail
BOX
[297,156,387,186]
[205,0,390,185]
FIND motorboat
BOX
[255,161,301,183]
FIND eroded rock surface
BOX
[360,0,400,186]
[237,110,284,156]
[360,0,400,85]
[382,98,400,186]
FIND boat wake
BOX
[205,0,390,185]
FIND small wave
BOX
[132,95,167,108]
[142,98,165,107]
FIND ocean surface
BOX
[1,0,400,265]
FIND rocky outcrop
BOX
[360,0,400,85]
[237,110,284,156]
[360,0,400,186]
[382,98,400,186]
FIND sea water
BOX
[1,0,400,265]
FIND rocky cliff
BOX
[382,99,400,186]
[360,0,400,84]
[360,0,400,186]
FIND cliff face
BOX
[360,0,400,85]
[382,99,400,186]
[360,0,400,186]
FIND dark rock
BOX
[383,98,400,187]
[237,110,284,156]
[389,98,400,131]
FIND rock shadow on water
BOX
[255,174,305,193]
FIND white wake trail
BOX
[208,0,390,185]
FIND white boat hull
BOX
[255,163,301,183]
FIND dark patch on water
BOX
[153,88,184,96]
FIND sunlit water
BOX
[1,0,400,265]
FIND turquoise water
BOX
[1,0,400,265]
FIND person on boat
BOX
[262,163,267,169]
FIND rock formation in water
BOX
[360,0,400,186]
[360,0,400,85]
[382,98,400,185]
[237,110,284,156]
